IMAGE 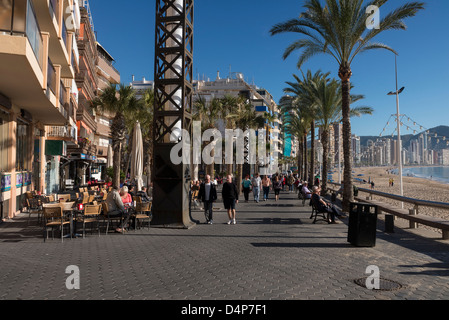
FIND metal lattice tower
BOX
[152,0,194,228]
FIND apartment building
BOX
[60,2,120,186]
[130,76,154,98]
[0,0,80,219]
[194,72,283,175]
[94,42,120,169]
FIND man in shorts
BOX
[222,175,239,224]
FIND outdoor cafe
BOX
[23,183,153,242]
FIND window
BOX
[0,111,10,172]
[16,120,30,171]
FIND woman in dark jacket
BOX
[222,175,239,225]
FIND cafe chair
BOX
[88,194,95,204]
[58,194,71,203]
[101,202,125,235]
[43,205,71,242]
[27,198,42,225]
[81,204,102,238]
[82,192,89,204]
[134,202,152,231]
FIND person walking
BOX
[251,173,262,203]
[222,175,239,225]
[287,174,295,192]
[262,175,271,201]
[241,175,252,202]
[198,175,218,224]
[273,176,283,202]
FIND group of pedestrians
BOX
[197,172,303,225]
[196,172,345,226]
[242,173,301,203]
[198,174,238,225]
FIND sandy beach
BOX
[332,166,449,235]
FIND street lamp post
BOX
[387,54,405,208]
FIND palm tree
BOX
[280,70,328,184]
[270,0,425,212]
[280,95,312,182]
[311,75,372,194]
[93,83,140,187]
[122,88,155,186]
[192,95,222,177]
[229,102,265,193]
[220,94,242,176]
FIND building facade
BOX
[0,0,80,219]
[193,72,283,175]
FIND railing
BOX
[59,80,66,107]
[47,58,57,95]
[47,126,77,141]
[328,182,449,215]
[49,0,59,22]
[0,0,43,69]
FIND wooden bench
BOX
[355,197,449,240]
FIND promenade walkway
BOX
[0,189,449,303]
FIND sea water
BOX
[400,166,449,184]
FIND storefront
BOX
[0,106,10,222]
[62,153,97,190]
[44,140,66,194]
[0,98,36,220]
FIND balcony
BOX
[0,0,66,125]
[46,124,77,145]
[67,136,97,156]
[32,0,74,78]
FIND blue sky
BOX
[89,0,449,137]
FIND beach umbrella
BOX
[107,145,113,168]
[130,121,144,191]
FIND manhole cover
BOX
[354,278,404,291]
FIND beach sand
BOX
[332,166,449,235]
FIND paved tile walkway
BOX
[1,189,449,302]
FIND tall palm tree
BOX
[93,83,140,187]
[229,102,265,193]
[270,0,425,212]
[220,94,242,176]
[280,70,328,184]
[192,95,222,177]
[280,95,312,182]
[311,75,372,194]
[123,88,155,186]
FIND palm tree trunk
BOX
[111,112,125,187]
[339,65,354,213]
[321,128,329,195]
[113,142,121,188]
[309,120,315,186]
[124,127,134,182]
[303,131,308,182]
[236,163,243,194]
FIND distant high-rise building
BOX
[352,134,361,166]
[441,149,449,166]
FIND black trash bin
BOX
[347,202,378,247]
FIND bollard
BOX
[409,209,417,229]
[443,230,449,241]
[385,214,394,233]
